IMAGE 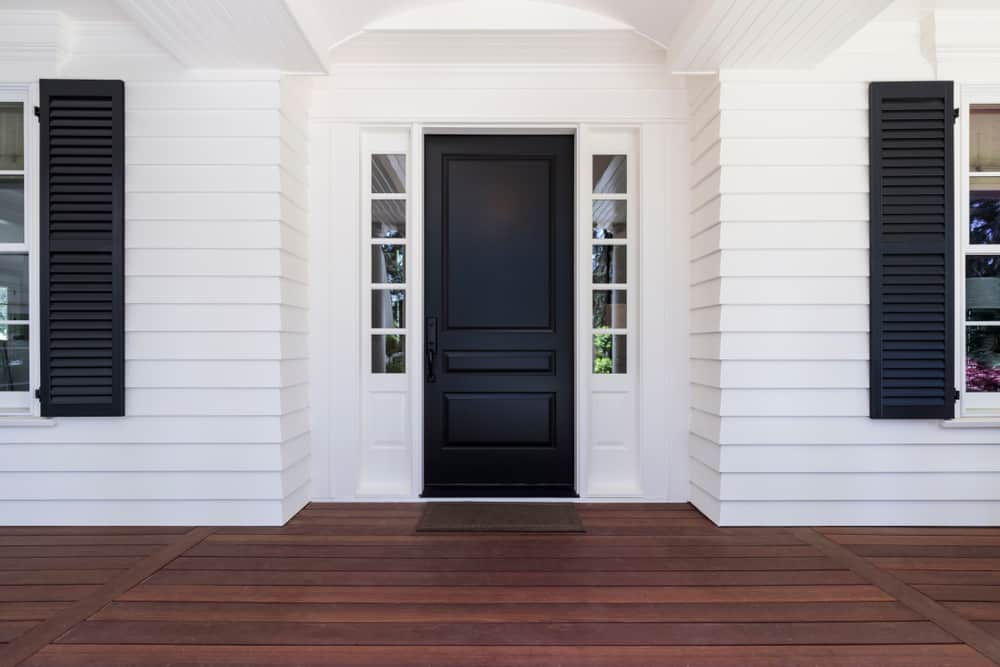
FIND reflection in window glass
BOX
[592,200,625,239]
[372,334,405,374]
[593,334,626,374]
[592,245,626,284]
[972,178,1000,245]
[0,254,28,322]
[967,326,1000,392]
[372,199,405,239]
[971,105,1000,173]
[372,154,406,194]
[0,177,24,244]
[967,256,1000,321]
[0,324,28,392]
[593,155,626,194]
[372,289,405,329]
[0,103,23,171]
[372,245,405,284]
[592,290,626,329]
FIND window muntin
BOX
[0,94,31,411]
[591,154,628,374]
[369,153,407,374]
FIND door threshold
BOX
[422,484,578,498]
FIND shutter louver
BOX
[39,79,124,417]
[869,81,955,419]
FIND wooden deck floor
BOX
[0,503,999,666]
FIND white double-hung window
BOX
[0,87,36,414]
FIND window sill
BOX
[0,417,56,428]
[940,418,1000,429]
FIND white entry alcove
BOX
[307,31,690,502]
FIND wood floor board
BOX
[21,644,998,667]
[918,586,1000,602]
[947,603,1000,621]
[900,571,1000,586]
[0,528,189,537]
[117,584,893,604]
[0,572,122,586]
[0,546,156,559]
[0,587,98,603]
[184,543,821,559]
[90,600,922,624]
[203,533,806,546]
[829,535,1000,546]
[0,558,141,571]
[870,557,1000,571]
[0,536,178,547]
[0,604,67,622]
[165,555,843,572]
[57,619,954,646]
[141,568,865,587]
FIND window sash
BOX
[960,90,1000,415]
[0,87,37,415]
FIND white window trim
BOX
[0,83,39,417]
[957,85,1000,418]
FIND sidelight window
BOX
[369,153,407,373]
[591,155,628,374]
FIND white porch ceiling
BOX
[0,0,904,73]
[114,0,326,72]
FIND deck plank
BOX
[22,644,998,667]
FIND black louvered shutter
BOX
[869,81,955,419]
[38,80,124,417]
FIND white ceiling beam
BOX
[668,0,894,73]
[115,0,326,73]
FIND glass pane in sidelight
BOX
[971,105,1000,173]
[372,154,406,194]
[372,199,406,239]
[592,290,626,329]
[0,254,28,322]
[0,324,29,392]
[593,334,626,374]
[372,334,405,374]
[0,176,24,243]
[593,155,626,194]
[592,245,626,284]
[372,244,405,284]
[971,177,1000,245]
[0,103,23,171]
[592,200,626,239]
[967,326,1000,392]
[372,289,405,329]
[967,256,1000,321]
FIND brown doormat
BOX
[416,502,585,532]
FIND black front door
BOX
[423,135,575,497]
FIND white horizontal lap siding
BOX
[278,76,312,522]
[699,67,1000,525]
[688,76,724,522]
[0,77,295,525]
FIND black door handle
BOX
[425,317,438,382]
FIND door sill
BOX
[422,484,578,498]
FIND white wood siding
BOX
[688,16,1000,526]
[0,16,309,524]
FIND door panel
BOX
[423,135,575,497]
